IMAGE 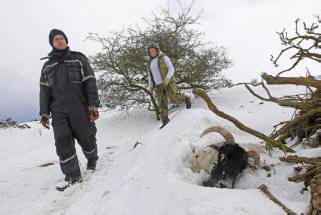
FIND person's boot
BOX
[87,156,99,171]
[160,118,170,129]
[185,96,191,109]
[65,174,83,184]
[56,171,82,191]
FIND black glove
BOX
[40,114,50,129]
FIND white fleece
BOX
[150,55,175,85]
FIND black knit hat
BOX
[49,29,68,47]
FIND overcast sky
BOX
[0,0,320,122]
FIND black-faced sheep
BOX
[191,126,261,188]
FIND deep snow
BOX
[0,85,319,215]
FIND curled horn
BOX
[200,126,235,144]
[247,150,260,166]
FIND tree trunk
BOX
[262,73,321,89]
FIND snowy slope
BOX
[0,85,318,215]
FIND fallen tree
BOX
[192,88,294,152]
[240,16,321,146]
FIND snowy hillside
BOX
[0,85,319,215]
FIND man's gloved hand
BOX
[40,113,50,129]
[163,77,170,89]
[88,106,99,123]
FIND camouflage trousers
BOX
[154,79,186,122]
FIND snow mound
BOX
[0,85,315,214]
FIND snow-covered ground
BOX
[0,85,319,215]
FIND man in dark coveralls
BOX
[39,29,100,186]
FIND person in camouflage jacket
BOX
[146,43,191,129]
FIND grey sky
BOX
[0,0,320,122]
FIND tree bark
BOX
[262,73,321,89]
[280,155,321,215]
[280,155,321,165]
[309,173,321,215]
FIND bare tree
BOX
[243,15,321,145]
[88,1,232,119]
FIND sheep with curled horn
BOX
[192,126,260,188]
[200,126,261,167]
[201,126,236,144]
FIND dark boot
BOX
[56,171,82,191]
[65,172,83,184]
[87,156,99,171]
[185,96,191,109]
[160,118,170,129]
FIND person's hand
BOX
[88,106,99,123]
[163,77,170,89]
[40,113,50,129]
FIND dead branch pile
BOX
[280,155,321,215]
[241,16,321,147]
